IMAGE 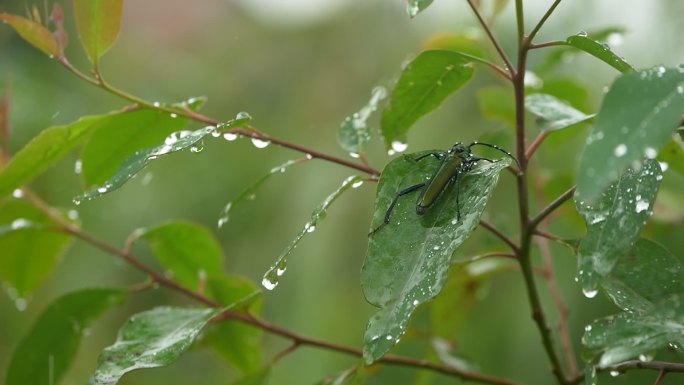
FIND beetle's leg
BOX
[470,156,494,163]
[369,183,426,236]
[413,152,444,162]
[454,173,462,222]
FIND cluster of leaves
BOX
[1,0,684,385]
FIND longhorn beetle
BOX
[369,141,519,236]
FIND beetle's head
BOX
[450,142,467,155]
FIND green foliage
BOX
[565,33,634,73]
[524,93,594,131]
[73,0,123,65]
[0,12,59,57]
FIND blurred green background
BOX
[1,0,683,384]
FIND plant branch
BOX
[529,40,568,50]
[528,186,576,231]
[525,130,549,159]
[465,0,515,77]
[479,220,519,252]
[0,83,9,165]
[526,0,563,44]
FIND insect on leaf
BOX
[362,153,510,363]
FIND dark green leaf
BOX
[0,12,59,57]
[361,153,510,363]
[0,109,132,198]
[0,198,74,297]
[81,98,205,186]
[73,0,123,65]
[407,0,434,18]
[566,33,633,73]
[476,86,515,126]
[92,306,223,385]
[262,175,363,290]
[6,289,125,385]
[536,28,627,75]
[575,67,684,203]
[338,87,387,156]
[381,50,474,148]
[74,125,217,203]
[205,275,263,372]
[137,220,224,290]
[575,160,662,295]
[524,93,594,131]
[602,239,684,312]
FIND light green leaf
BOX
[575,67,684,203]
[407,0,434,18]
[262,175,363,290]
[658,138,684,176]
[476,86,514,126]
[0,198,75,297]
[92,306,223,385]
[74,125,217,203]
[575,160,662,295]
[81,98,205,186]
[362,153,510,363]
[73,0,123,65]
[0,12,60,57]
[381,50,474,148]
[566,33,633,73]
[6,289,125,385]
[231,368,271,385]
[338,86,387,156]
[525,93,594,131]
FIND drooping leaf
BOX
[205,275,263,372]
[231,367,271,385]
[575,67,684,203]
[524,93,594,131]
[381,50,474,148]
[137,221,224,291]
[432,338,478,372]
[0,12,60,57]
[476,86,515,126]
[262,175,363,290]
[218,158,309,228]
[565,33,633,73]
[81,97,205,186]
[92,306,223,385]
[318,365,366,385]
[6,289,125,385]
[575,160,662,295]
[407,0,434,18]
[74,125,217,203]
[0,198,75,297]
[362,153,510,363]
[73,0,123,65]
[338,86,387,156]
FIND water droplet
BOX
[644,147,657,159]
[262,276,278,290]
[412,299,419,306]
[659,162,669,172]
[153,102,161,107]
[606,33,624,47]
[577,30,588,37]
[11,218,32,230]
[391,141,408,153]
[251,138,270,149]
[305,153,313,160]
[67,210,79,221]
[613,144,627,157]
[190,142,204,153]
[217,216,229,228]
[276,260,287,276]
[73,197,82,206]
[305,222,316,233]
[656,66,666,78]
[385,335,393,340]
[12,189,23,199]
[349,152,360,158]
[610,370,620,377]
[223,132,238,141]
[638,353,653,362]
[14,298,27,311]
[235,111,252,121]
[585,324,592,332]
[74,159,82,174]
[352,180,364,188]
[97,186,108,193]
[582,288,598,298]
[170,113,178,119]
[635,200,649,213]
[211,131,221,138]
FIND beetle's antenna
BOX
[469,141,520,167]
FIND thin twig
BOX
[529,40,568,50]
[465,0,515,77]
[479,220,519,252]
[653,370,667,385]
[525,130,549,159]
[528,186,576,231]
[526,0,564,44]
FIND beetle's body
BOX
[369,141,518,236]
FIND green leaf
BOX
[0,198,74,297]
[575,160,662,295]
[476,86,515,126]
[262,175,363,290]
[537,78,591,113]
[218,158,309,228]
[338,86,387,156]
[0,109,132,198]
[231,368,271,385]
[74,125,217,203]
[205,275,263,372]
[524,93,594,131]
[319,365,366,385]
[566,33,633,73]
[361,153,510,363]
[422,33,487,59]
[73,0,123,65]
[81,98,205,187]
[407,0,434,18]
[381,50,474,148]
[6,289,125,385]
[137,220,224,291]
[601,239,684,313]
[575,67,684,203]
[0,12,60,57]
[658,138,684,176]
[92,306,223,385]
[583,293,684,368]
[491,0,509,20]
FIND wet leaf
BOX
[92,306,223,385]
[422,33,487,59]
[407,0,434,18]
[137,221,224,291]
[318,365,366,385]
[362,152,510,363]
[0,12,59,57]
[525,93,594,131]
[575,67,684,203]
[6,289,125,385]
[0,199,74,297]
[381,50,474,148]
[565,33,633,73]
[73,0,123,65]
[262,175,363,290]
[74,125,217,203]
[575,160,662,294]
[338,86,386,155]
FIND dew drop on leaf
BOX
[582,288,598,298]
[12,189,24,199]
[614,144,627,157]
